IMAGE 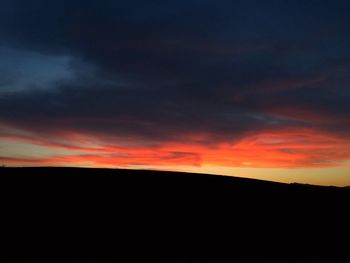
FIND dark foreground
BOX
[0,167,349,263]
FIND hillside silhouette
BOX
[1,167,349,263]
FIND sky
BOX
[0,0,350,186]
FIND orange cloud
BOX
[2,127,350,169]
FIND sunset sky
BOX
[1,0,350,186]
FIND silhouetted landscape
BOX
[1,167,349,263]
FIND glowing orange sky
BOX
[1,124,350,186]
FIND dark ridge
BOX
[0,167,349,263]
[0,166,342,188]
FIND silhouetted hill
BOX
[0,167,349,263]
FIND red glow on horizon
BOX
[1,126,350,170]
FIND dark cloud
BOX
[0,0,350,146]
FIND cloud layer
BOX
[1,0,350,169]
